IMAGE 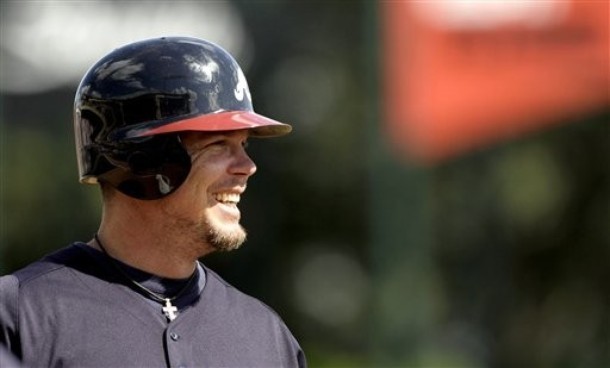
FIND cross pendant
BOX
[162,298,178,321]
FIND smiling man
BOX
[0,37,305,367]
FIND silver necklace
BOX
[94,234,197,322]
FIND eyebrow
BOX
[182,131,249,149]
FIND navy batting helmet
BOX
[74,36,291,200]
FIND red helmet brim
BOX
[137,111,292,138]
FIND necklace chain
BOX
[94,234,197,304]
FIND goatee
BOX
[205,221,247,252]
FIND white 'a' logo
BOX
[234,68,251,102]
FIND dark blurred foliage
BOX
[1,1,608,367]
[428,112,609,367]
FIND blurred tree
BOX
[1,91,100,274]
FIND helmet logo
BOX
[234,68,251,102]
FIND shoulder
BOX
[0,243,98,302]
[200,264,301,331]
[202,265,282,318]
[195,265,306,366]
[2,244,88,287]
[199,265,299,337]
[0,244,86,351]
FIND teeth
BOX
[214,193,240,204]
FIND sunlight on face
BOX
[164,130,255,255]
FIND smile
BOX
[213,192,241,205]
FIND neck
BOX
[91,194,212,279]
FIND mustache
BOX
[210,180,249,193]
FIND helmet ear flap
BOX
[98,135,192,200]
[127,151,161,175]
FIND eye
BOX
[186,139,221,156]
[209,139,227,147]
[200,137,231,150]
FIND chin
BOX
[204,219,247,252]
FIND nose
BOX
[229,148,257,177]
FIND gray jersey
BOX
[0,244,305,367]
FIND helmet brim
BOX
[136,111,292,138]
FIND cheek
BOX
[179,179,212,208]
[164,171,212,210]
[188,154,227,182]
[172,153,228,205]
[179,168,220,208]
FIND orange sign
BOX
[383,0,609,163]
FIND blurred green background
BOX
[1,1,608,367]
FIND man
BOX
[0,36,306,367]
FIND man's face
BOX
[158,130,257,254]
